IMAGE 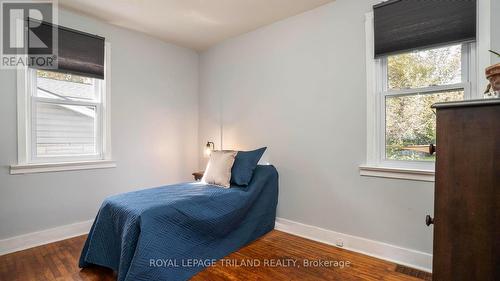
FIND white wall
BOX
[0,0,496,257]
[0,9,199,239]
[493,0,500,63]
[199,0,436,254]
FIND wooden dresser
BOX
[429,99,499,281]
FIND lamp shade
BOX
[204,142,214,157]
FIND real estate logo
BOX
[1,0,58,69]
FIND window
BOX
[11,45,113,174]
[30,69,103,162]
[381,44,471,164]
[362,42,478,180]
[362,2,490,181]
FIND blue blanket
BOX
[79,165,278,281]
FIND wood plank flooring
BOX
[0,230,431,281]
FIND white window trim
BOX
[361,2,491,182]
[11,42,115,174]
[28,71,104,163]
[376,43,475,172]
[359,165,435,182]
[10,160,116,175]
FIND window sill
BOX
[359,165,435,182]
[10,160,116,175]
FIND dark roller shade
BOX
[374,0,476,58]
[28,19,105,79]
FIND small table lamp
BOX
[204,141,215,157]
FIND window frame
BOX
[28,69,104,163]
[11,43,114,174]
[376,43,476,171]
[361,8,490,182]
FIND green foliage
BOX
[387,45,461,89]
[385,91,463,161]
[385,45,463,161]
[489,50,500,57]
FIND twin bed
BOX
[79,164,279,281]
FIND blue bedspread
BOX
[79,165,278,281]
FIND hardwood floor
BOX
[0,230,431,281]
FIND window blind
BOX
[28,19,105,79]
[373,0,476,58]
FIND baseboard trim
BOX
[274,217,432,272]
[1,216,433,272]
[0,220,93,256]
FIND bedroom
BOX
[0,0,498,280]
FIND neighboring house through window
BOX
[11,22,114,174]
[30,69,104,162]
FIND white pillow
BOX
[202,150,237,188]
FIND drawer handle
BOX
[425,215,434,226]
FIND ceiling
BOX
[59,0,335,51]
